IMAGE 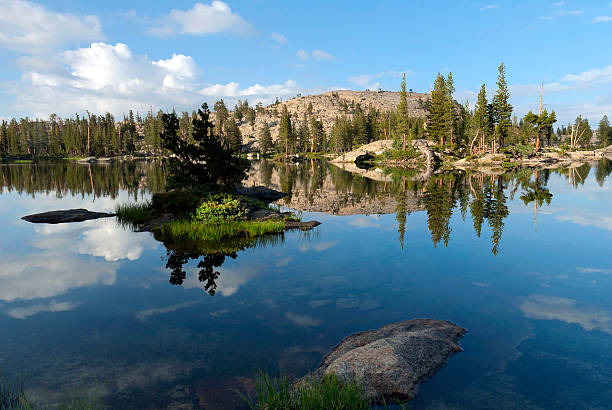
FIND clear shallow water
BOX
[1,160,612,409]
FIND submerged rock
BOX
[301,319,466,403]
[22,209,116,224]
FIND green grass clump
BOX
[245,371,370,410]
[158,219,286,243]
[115,201,153,227]
[380,147,420,162]
[1,372,100,410]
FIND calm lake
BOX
[1,159,612,409]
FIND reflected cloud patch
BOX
[556,213,612,231]
[299,241,336,252]
[0,251,117,302]
[135,300,200,320]
[183,264,263,297]
[577,267,612,274]
[519,294,612,334]
[73,223,158,261]
[274,257,292,268]
[6,300,79,319]
[347,215,392,230]
[285,311,321,327]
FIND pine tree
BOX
[396,73,410,148]
[443,72,457,146]
[523,109,557,150]
[213,99,229,143]
[352,105,368,146]
[309,117,325,152]
[258,122,272,153]
[226,116,242,152]
[297,114,310,152]
[160,103,249,187]
[246,107,256,129]
[278,105,294,156]
[491,62,513,152]
[598,115,610,147]
[427,73,447,145]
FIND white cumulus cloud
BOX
[148,1,254,37]
[0,0,104,54]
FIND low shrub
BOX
[194,193,248,223]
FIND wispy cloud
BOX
[299,241,337,252]
[347,69,411,90]
[552,1,565,6]
[6,300,79,319]
[562,65,612,84]
[269,32,287,44]
[519,294,612,334]
[285,311,321,327]
[480,4,500,11]
[556,212,612,231]
[296,49,336,61]
[577,267,612,274]
[540,9,583,20]
[135,300,200,320]
[592,15,612,23]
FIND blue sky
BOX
[0,0,611,126]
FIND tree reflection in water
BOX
[250,159,611,256]
[154,230,286,295]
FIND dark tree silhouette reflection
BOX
[155,230,286,295]
[165,249,236,295]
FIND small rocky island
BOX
[301,319,467,403]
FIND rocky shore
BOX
[332,139,612,173]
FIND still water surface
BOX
[1,160,612,409]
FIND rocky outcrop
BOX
[411,139,436,180]
[452,145,612,170]
[301,319,466,403]
[331,140,395,163]
[232,91,429,151]
[22,209,116,224]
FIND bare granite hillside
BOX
[228,90,430,150]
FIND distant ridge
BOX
[231,89,430,147]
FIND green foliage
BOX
[491,62,513,148]
[1,371,100,410]
[151,188,218,216]
[245,371,371,410]
[523,109,557,149]
[158,218,285,243]
[259,122,273,153]
[278,105,295,155]
[598,115,610,147]
[396,73,410,142]
[194,194,248,223]
[380,146,420,161]
[160,103,249,188]
[115,201,152,227]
